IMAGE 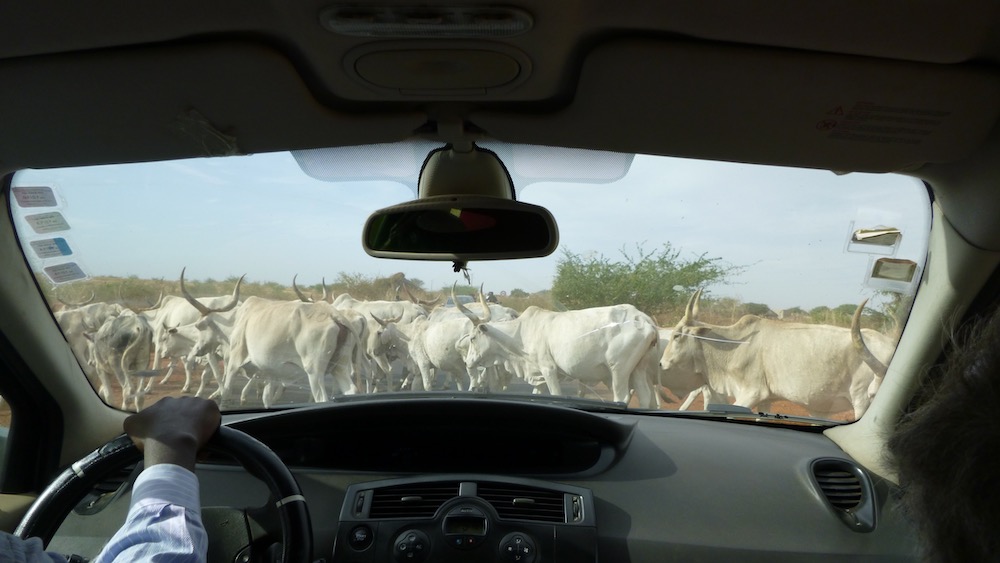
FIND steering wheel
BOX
[14,426,313,563]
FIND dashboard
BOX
[50,397,919,562]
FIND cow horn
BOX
[321,277,332,303]
[371,312,389,327]
[477,284,492,323]
[683,289,703,322]
[56,290,96,308]
[292,274,313,302]
[402,284,418,303]
[180,268,244,316]
[453,282,484,326]
[851,298,888,379]
[135,291,164,312]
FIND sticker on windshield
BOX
[43,262,87,284]
[29,238,73,259]
[23,212,70,234]
[11,186,58,208]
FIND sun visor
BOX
[472,39,1000,173]
[0,42,427,169]
[292,141,634,197]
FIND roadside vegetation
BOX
[37,244,907,333]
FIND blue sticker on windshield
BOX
[29,238,72,259]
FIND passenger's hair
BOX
[888,306,1000,563]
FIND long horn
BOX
[683,289,702,322]
[181,268,244,316]
[135,291,164,312]
[321,277,332,303]
[453,282,485,326]
[852,298,888,379]
[292,274,313,302]
[402,284,419,304]
[477,284,492,323]
[57,290,96,308]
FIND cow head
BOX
[659,289,711,395]
[463,323,501,371]
[370,312,406,359]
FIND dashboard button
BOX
[349,525,373,551]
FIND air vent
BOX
[369,481,460,519]
[810,458,876,532]
[478,482,566,523]
[814,466,863,510]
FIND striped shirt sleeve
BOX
[91,464,206,563]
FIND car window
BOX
[7,141,931,422]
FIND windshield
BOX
[7,141,931,423]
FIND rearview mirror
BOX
[363,195,559,261]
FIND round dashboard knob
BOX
[393,529,431,562]
[499,532,536,563]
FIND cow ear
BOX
[477,324,489,334]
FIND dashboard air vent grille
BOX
[478,482,566,523]
[814,465,863,510]
[369,481,460,519]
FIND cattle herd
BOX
[52,271,895,421]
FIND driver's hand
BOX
[123,396,221,471]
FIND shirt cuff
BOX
[130,463,201,514]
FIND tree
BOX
[552,243,740,316]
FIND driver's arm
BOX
[92,397,221,563]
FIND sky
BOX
[9,146,931,311]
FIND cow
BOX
[54,300,125,380]
[215,296,364,408]
[155,272,245,397]
[654,328,726,410]
[87,310,156,410]
[144,268,243,394]
[455,291,661,408]
[658,289,893,420]
[370,313,481,392]
[331,292,429,391]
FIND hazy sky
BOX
[10,146,930,311]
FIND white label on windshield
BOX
[11,186,57,208]
[30,238,72,259]
[23,212,70,234]
[43,262,87,284]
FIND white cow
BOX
[55,301,125,379]
[655,328,726,410]
[88,310,156,410]
[331,292,429,391]
[456,294,661,408]
[217,297,364,408]
[144,268,243,394]
[659,289,893,420]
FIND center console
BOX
[332,475,597,562]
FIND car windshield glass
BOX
[7,141,931,422]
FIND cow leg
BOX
[158,359,175,385]
[630,370,657,409]
[541,367,563,397]
[733,388,769,413]
[180,354,197,394]
[678,387,702,410]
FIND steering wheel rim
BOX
[15,425,313,563]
